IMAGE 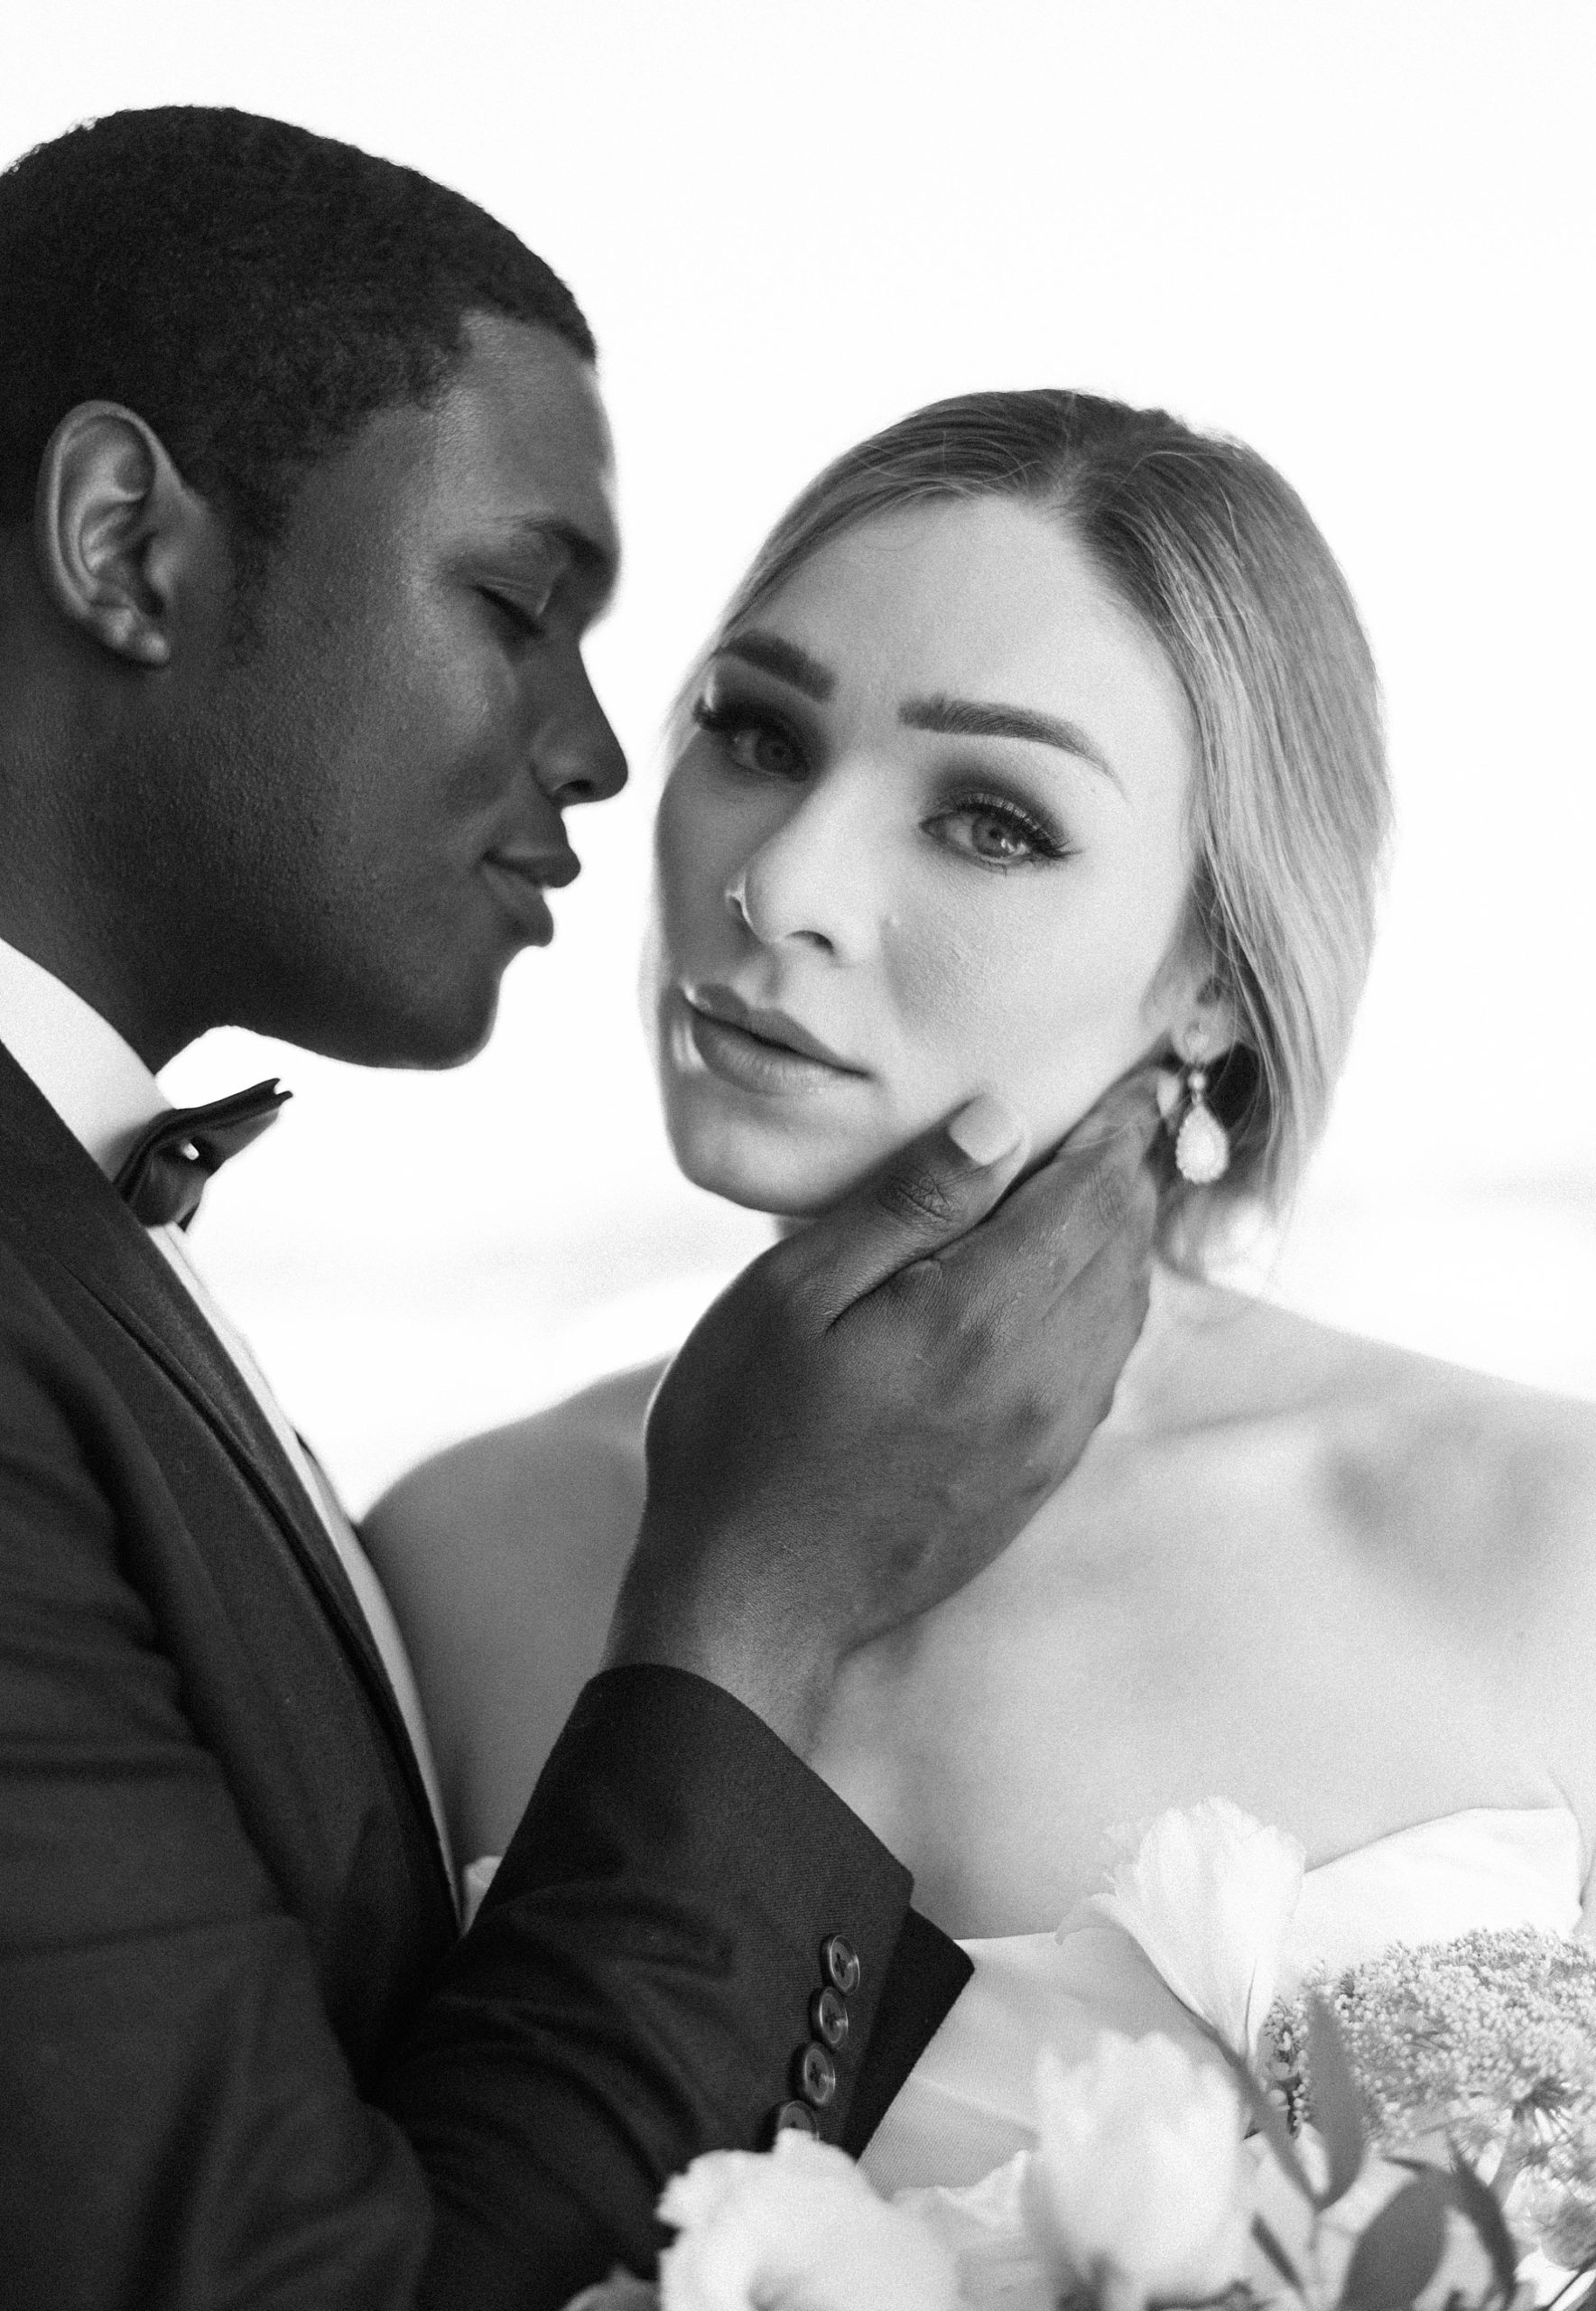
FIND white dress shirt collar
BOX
[0,933,171,1177]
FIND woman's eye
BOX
[930,800,1066,867]
[691,699,805,781]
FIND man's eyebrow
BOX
[716,631,836,701]
[503,515,620,606]
[900,693,1119,787]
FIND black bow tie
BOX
[114,1080,292,1230]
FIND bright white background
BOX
[5,1,1593,1508]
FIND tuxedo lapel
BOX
[103,1277,395,1679]
[0,1040,451,1903]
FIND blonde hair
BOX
[681,390,1389,1262]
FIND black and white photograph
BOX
[2,5,1593,2306]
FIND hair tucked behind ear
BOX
[682,391,1390,1267]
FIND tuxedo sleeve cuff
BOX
[840,1905,971,2155]
[385,1666,972,2296]
[484,1663,955,2153]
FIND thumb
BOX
[1054,1061,1166,1161]
[783,1093,1029,1317]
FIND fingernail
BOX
[947,1094,1025,1166]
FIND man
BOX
[0,108,1156,2306]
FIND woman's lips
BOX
[680,993,865,1095]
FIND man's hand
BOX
[606,1072,1161,1754]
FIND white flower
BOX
[1088,1798,1305,2056]
[656,2131,960,2311]
[1025,2032,1255,2311]
[895,2151,1056,2310]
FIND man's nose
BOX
[534,649,628,809]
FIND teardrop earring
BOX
[1173,1027,1230,1186]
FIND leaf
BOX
[1339,2172,1450,2311]
[1251,2214,1305,2297]
[1306,1996,1368,2210]
[1443,2151,1519,2307]
[1220,2043,1318,2204]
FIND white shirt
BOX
[0,935,453,1879]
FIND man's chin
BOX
[263,974,505,1072]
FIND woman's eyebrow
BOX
[901,692,1120,788]
[717,631,836,700]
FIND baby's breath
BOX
[1264,1929,1596,2266]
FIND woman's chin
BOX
[666,1115,880,1220]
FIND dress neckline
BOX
[956,1804,1585,1954]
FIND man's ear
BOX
[32,402,222,669]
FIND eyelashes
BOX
[479,586,550,642]
[690,694,806,780]
[689,689,1075,872]
[930,791,1072,867]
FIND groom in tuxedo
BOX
[0,108,1157,2308]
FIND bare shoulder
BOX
[1159,1273,1558,1415]
[1163,1275,1596,1589]
[1171,1281,1596,1832]
[367,1360,660,1573]
[1199,1275,1596,1666]
[1252,1290,1596,1519]
[362,1359,664,1859]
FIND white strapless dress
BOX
[861,1808,1585,2196]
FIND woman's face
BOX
[646,497,1202,1214]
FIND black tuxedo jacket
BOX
[0,1040,970,2309]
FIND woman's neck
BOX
[1096,1258,1250,1441]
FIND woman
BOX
[365,390,1596,2190]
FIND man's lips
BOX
[480,848,580,943]
[487,844,581,890]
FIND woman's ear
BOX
[1175,971,1243,1063]
[32,401,220,669]
[1155,951,1242,1067]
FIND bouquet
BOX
[1265,1927,1596,2275]
[564,1803,1596,2311]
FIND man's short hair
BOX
[0,107,596,580]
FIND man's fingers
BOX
[784,1093,1030,1317]
[948,1133,1159,1343]
[1044,1186,1156,1382]
[776,1061,1161,1324]
[942,1068,1162,1299]
[1015,1063,1164,1276]
[1055,1063,1165,1161]
[946,1093,1030,1168]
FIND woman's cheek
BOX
[897,914,1159,1151]
[654,767,734,961]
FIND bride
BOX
[365,387,1596,2192]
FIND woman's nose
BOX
[724,785,877,960]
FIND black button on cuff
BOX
[795,2040,838,2107]
[766,1931,861,2143]
[811,1985,849,2049]
[821,1933,860,1995]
